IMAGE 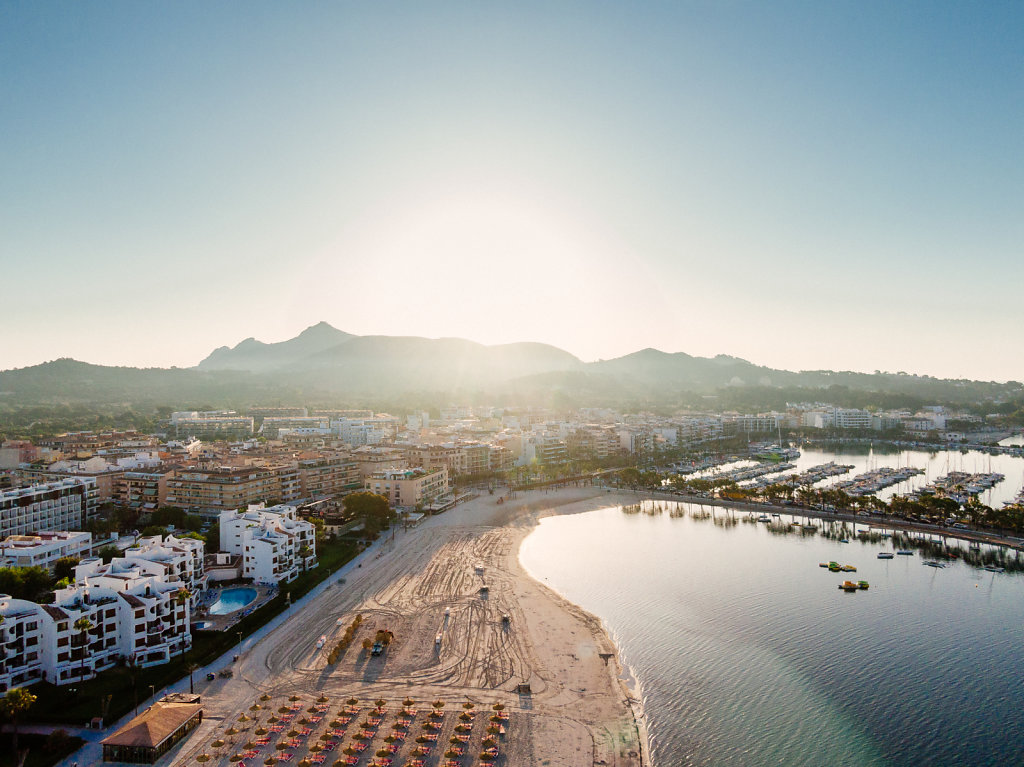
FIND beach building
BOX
[219,503,317,584]
[101,693,203,764]
[117,534,207,611]
[0,478,97,538]
[297,454,362,499]
[364,467,450,508]
[119,467,176,511]
[0,594,47,692]
[166,466,278,514]
[0,530,92,571]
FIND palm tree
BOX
[73,616,94,681]
[0,687,37,755]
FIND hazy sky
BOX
[2,2,1022,380]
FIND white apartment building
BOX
[0,478,97,538]
[0,595,46,691]
[219,504,317,585]
[0,560,192,691]
[364,467,449,508]
[117,534,207,611]
[0,531,93,571]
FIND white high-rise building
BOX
[219,504,317,584]
[0,478,97,537]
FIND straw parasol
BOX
[492,703,505,711]
[347,697,359,706]
[260,694,271,701]
[238,714,250,722]
[268,716,279,724]
[432,699,445,709]
[276,743,289,751]
[298,717,310,725]
[212,740,226,748]
[309,744,322,753]
[479,753,496,762]
[444,750,459,759]
[458,712,472,722]
[317,694,329,703]
[321,733,333,742]
[225,727,239,736]
[290,695,301,702]
[256,727,268,736]
[197,755,211,763]
[486,725,499,735]
[454,724,470,733]
[279,706,290,713]
[403,698,415,707]
[343,747,357,756]
[376,749,391,758]
[375,698,387,708]
[229,755,242,762]
[329,720,342,729]
[482,738,497,749]
[264,758,277,766]
[288,730,300,738]
[463,702,474,709]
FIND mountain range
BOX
[0,322,1019,410]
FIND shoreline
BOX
[164,485,649,767]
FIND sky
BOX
[1,1,1022,381]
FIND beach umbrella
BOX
[256,727,268,736]
[309,744,322,753]
[225,727,239,735]
[449,737,461,745]
[376,749,391,758]
[486,726,499,735]
[268,716,279,723]
[318,695,329,703]
[276,743,289,751]
[261,694,272,701]
[329,720,342,728]
[279,706,290,713]
[454,724,469,733]
[384,735,396,743]
[343,747,357,756]
[347,697,359,706]
[287,730,299,738]
[197,755,211,763]
[491,703,504,711]
[375,698,387,707]
[481,738,496,749]
[479,753,496,762]
[444,750,459,759]
[321,733,333,742]
[245,741,257,749]
[264,758,277,765]
[489,715,502,723]
[251,704,262,711]
[238,714,250,722]
[308,706,318,713]
[333,761,346,767]
[290,695,301,702]
[415,736,428,744]
[432,700,445,709]
[403,698,415,707]
[298,759,312,767]
[299,717,310,725]
[462,702,474,709]
[229,755,243,762]
[458,712,472,721]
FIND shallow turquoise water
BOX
[208,587,257,615]
[520,503,1024,767]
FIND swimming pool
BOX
[208,587,258,615]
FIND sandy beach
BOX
[170,486,646,767]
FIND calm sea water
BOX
[520,503,1024,767]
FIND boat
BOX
[839,538,850,543]
[819,562,830,568]
[983,566,1005,573]
[896,550,914,556]
[857,581,869,589]
[923,561,946,568]
[828,561,841,572]
[838,580,860,591]
[757,515,771,522]
[877,552,895,559]
[840,565,857,572]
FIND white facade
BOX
[364,468,450,508]
[116,534,207,611]
[0,478,97,538]
[219,504,317,585]
[0,595,46,692]
[0,531,93,571]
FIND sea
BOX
[520,502,1024,767]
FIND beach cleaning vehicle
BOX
[218,669,233,678]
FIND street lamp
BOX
[149,684,156,703]
[236,631,242,659]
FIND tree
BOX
[0,687,37,755]
[140,525,168,538]
[73,616,94,681]
[53,556,80,583]
[96,544,121,564]
[342,492,395,536]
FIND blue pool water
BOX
[208,587,258,615]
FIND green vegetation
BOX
[342,492,395,536]
[0,730,84,767]
[0,567,54,602]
